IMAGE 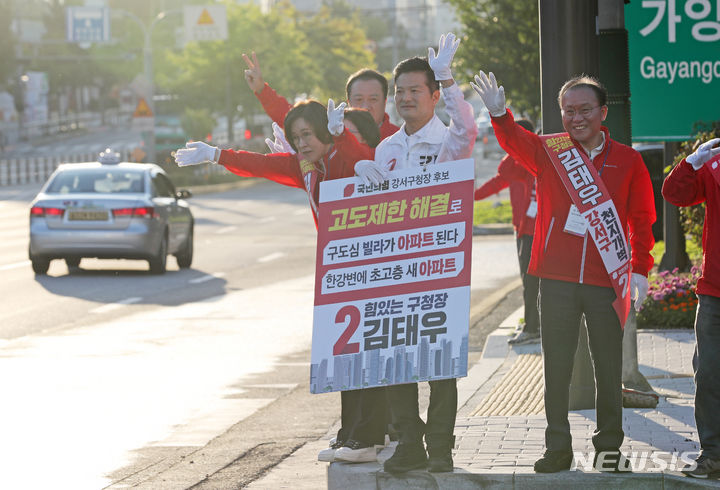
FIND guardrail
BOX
[0,151,130,187]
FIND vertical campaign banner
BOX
[310,159,474,394]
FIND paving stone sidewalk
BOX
[328,309,720,489]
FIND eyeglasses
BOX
[562,106,602,118]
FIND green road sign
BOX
[626,1,720,141]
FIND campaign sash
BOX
[540,133,632,325]
[705,153,720,189]
[299,158,321,221]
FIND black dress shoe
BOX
[534,449,573,473]
[383,443,427,473]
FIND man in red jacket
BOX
[242,52,399,140]
[473,72,655,473]
[474,118,539,345]
[663,138,720,479]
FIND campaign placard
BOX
[310,159,474,393]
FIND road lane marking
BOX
[0,260,31,271]
[244,384,298,389]
[257,216,276,223]
[90,297,142,314]
[258,252,284,263]
[216,225,237,234]
[188,272,226,284]
[293,208,307,215]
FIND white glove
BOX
[327,99,347,136]
[174,141,218,167]
[355,160,389,186]
[428,32,460,81]
[265,122,295,154]
[686,137,720,171]
[471,71,507,117]
[630,273,649,312]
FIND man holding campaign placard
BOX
[472,71,656,473]
[337,32,477,474]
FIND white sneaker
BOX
[334,440,377,463]
[318,440,344,462]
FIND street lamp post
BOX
[113,9,178,164]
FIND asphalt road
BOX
[0,155,517,489]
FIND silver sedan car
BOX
[29,150,194,274]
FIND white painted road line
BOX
[0,260,31,271]
[258,252,285,263]
[188,272,227,284]
[90,297,142,314]
[257,216,276,223]
[216,225,237,234]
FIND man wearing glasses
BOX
[472,73,656,473]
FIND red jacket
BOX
[474,154,536,237]
[255,83,399,139]
[492,110,656,287]
[662,158,720,298]
[218,130,372,229]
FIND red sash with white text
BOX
[705,153,720,188]
[299,158,322,222]
[541,133,632,325]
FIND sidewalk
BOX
[319,311,718,489]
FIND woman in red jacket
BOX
[174,100,372,229]
[174,100,388,463]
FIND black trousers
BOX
[517,234,540,334]
[385,378,457,447]
[693,294,720,459]
[539,278,624,452]
[337,386,386,446]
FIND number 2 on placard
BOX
[333,305,360,356]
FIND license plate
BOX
[68,210,108,221]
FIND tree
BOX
[446,0,540,120]
[296,3,375,102]
[162,3,317,139]
[0,0,18,89]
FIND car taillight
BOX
[112,206,157,218]
[30,206,64,217]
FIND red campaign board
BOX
[310,159,474,393]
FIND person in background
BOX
[472,71,655,473]
[474,118,540,345]
[662,138,720,479]
[242,53,399,140]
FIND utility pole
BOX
[113,9,179,164]
[538,0,599,411]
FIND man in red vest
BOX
[663,138,720,479]
[472,71,655,473]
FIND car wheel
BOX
[65,257,81,268]
[31,256,50,275]
[148,232,168,274]
[175,225,194,269]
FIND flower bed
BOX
[637,267,700,329]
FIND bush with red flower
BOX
[637,267,701,329]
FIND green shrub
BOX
[473,200,513,226]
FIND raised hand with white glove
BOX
[471,71,507,117]
[428,32,460,81]
[265,122,295,154]
[686,137,720,171]
[327,98,347,137]
[174,141,219,167]
[355,160,389,186]
[630,273,649,312]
